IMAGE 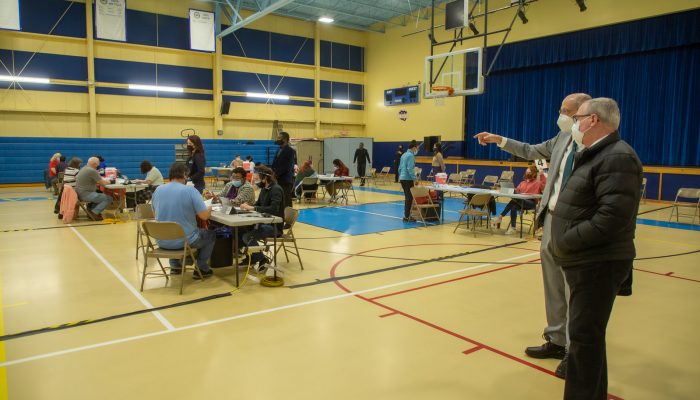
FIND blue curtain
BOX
[466,9,700,167]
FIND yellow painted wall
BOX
[365,0,700,142]
[0,0,366,140]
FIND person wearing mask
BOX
[54,157,82,217]
[206,167,255,207]
[431,145,446,175]
[244,155,255,172]
[152,163,215,279]
[271,131,297,208]
[133,160,163,204]
[326,159,350,200]
[56,155,67,175]
[294,160,318,198]
[393,145,404,183]
[353,142,371,186]
[551,98,641,399]
[230,154,244,168]
[74,156,114,221]
[186,135,207,193]
[239,165,285,272]
[94,155,107,176]
[473,93,591,378]
[492,165,546,235]
[398,140,419,222]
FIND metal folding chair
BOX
[140,221,201,294]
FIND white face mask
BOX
[557,114,574,133]
[571,116,592,150]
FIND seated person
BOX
[325,158,350,199]
[294,160,318,197]
[95,155,106,176]
[152,163,215,279]
[48,153,61,194]
[54,157,82,216]
[493,165,546,234]
[56,155,67,175]
[133,160,163,204]
[239,165,285,272]
[74,157,114,221]
[244,155,255,171]
[230,154,244,168]
[206,167,255,207]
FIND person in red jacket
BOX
[493,165,546,234]
[326,158,350,199]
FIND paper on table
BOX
[204,198,213,207]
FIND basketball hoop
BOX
[432,86,453,106]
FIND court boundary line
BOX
[0,252,537,368]
[69,227,175,331]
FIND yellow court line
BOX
[0,275,8,400]
[2,302,28,309]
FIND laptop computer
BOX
[499,181,515,194]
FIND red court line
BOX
[369,258,541,300]
[634,267,700,283]
[462,346,483,356]
[379,311,398,318]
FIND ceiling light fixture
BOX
[0,75,50,84]
[318,17,334,23]
[246,92,290,100]
[129,84,184,93]
[332,99,351,104]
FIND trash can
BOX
[210,226,233,268]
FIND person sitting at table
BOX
[239,165,285,273]
[230,154,244,168]
[492,165,546,234]
[54,157,82,217]
[134,160,164,204]
[326,159,350,199]
[294,160,318,198]
[206,167,255,207]
[75,157,114,221]
[47,153,62,194]
[152,163,215,279]
[93,155,107,176]
[244,155,255,171]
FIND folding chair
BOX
[264,207,304,270]
[298,177,320,203]
[459,169,476,186]
[482,175,499,188]
[414,167,423,181]
[135,204,155,260]
[410,185,440,226]
[140,221,201,294]
[498,170,515,186]
[641,177,647,204]
[377,166,391,185]
[668,188,700,224]
[336,180,355,205]
[454,193,493,236]
[363,168,377,187]
[447,173,462,197]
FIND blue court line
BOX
[636,218,700,231]
[353,186,404,195]
[0,197,52,202]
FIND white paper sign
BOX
[0,0,20,31]
[96,0,126,42]
[189,9,215,52]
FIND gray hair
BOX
[568,93,592,109]
[586,98,620,130]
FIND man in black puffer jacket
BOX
[548,98,642,400]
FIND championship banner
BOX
[189,9,215,52]
[0,0,21,31]
[96,0,126,42]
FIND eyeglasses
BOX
[572,114,593,123]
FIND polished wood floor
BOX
[0,185,698,399]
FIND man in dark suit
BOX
[474,93,591,378]
[549,98,641,400]
[353,142,371,186]
[393,145,403,183]
[271,131,296,208]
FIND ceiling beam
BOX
[344,0,429,20]
[273,8,386,33]
[218,0,294,37]
[291,2,406,26]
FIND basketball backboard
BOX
[424,47,484,98]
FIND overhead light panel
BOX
[246,92,290,100]
[332,99,351,104]
[0,75,50,84]
[129,84,183,93]
[318,17,334,23]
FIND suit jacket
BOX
[353,148,371,165]
[502,130,572,224]
[272,145,297,184]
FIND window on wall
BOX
[320,41,365,72]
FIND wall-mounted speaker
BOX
[220,100,231,115]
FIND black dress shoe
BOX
[555,353,568,379]
[525,340,566,359]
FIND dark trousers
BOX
[400,180,414,218]
[279,182,293,209]
[394,163,400,182]
[500,199,536,227]
[357,163,367,184]
[563,260,632,400]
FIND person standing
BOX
[353,142,371,186]
[271,131,296,209]
[431,146,445,175]
[186,135,207,193]
[474,93,592,377]
[152,163,215,279]
[398,140,418,222]
[393,145,404,183]
[547,98,641,400]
